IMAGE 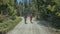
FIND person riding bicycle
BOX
[24,13,27,24]
[30,13,33,23]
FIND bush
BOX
[0,17,22,34]
[0,16,8,23]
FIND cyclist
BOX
[30,13,33,23]
[24,13,27,24]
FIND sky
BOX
[17,0,22,3]
[17,0,29,3]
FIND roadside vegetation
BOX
[0,16,22,34]
[31,0,60,33]
[0,0,22,34]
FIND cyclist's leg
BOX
[24,18,26,23]
[31,18,33,23]
[30,18,31,22]
[25,18,26,24]
[30,18,32,23]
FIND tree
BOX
[34,0,60,29]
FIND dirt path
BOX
[7,17,58,34]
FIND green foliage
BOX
[0,0,21,33]
[0,17,22,32]
[34,0,60,29]
[56,12,60,16]
[47,5,56,12]
[0,0,19,16]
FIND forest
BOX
[0,0,60,34]
[0,0,22,34]
[25,0,60,29]
[35,0,60,29]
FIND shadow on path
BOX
[36,20,52,27]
